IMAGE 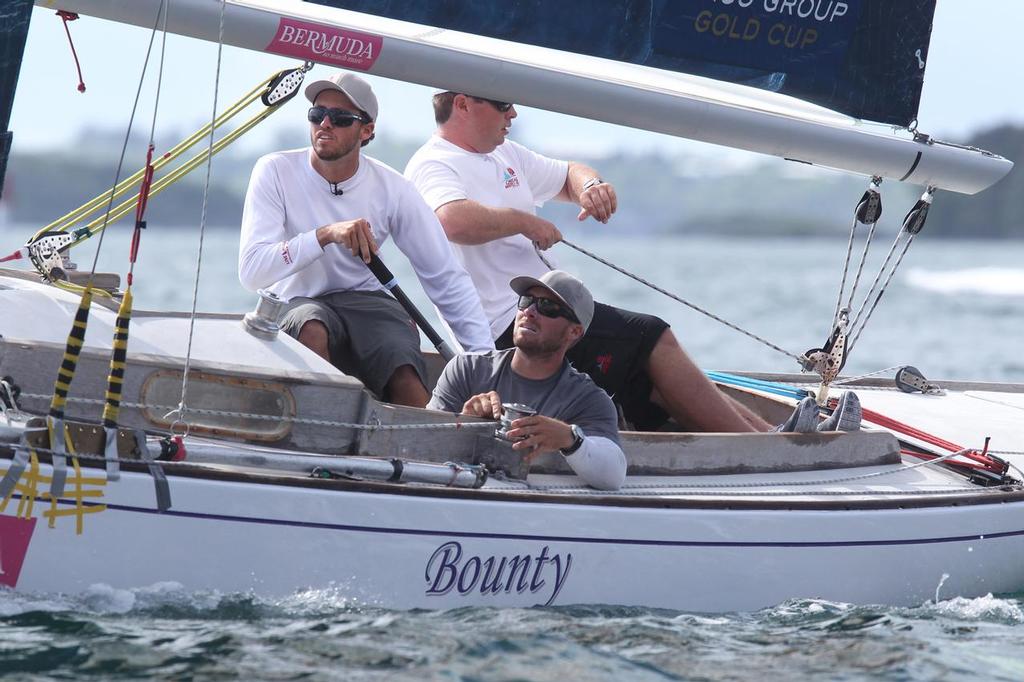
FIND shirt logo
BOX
[503,167,520,189]
[596,354,613,374]
[280,242,293,265]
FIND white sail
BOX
[40,0,1013,195]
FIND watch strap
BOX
[560,424,585,456]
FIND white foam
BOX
[906,267,1024,296]
[81,583,136,613]
[929,593,1024,623]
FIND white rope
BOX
[175,0,226,435]
[831,365,904,386]
[848,232,918,352]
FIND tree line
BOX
[3,124,1020,239]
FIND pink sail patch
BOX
[0,514,37,588]
[267,19,382,70]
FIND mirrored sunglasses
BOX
[517,294,578,322]
[307,106,370,127]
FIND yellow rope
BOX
[48,286,93,418]
[29,75,273,243]
[102,287,133,427]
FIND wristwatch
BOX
[582,177,603,191]
[560,424,585,456]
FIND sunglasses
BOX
[517,294,578,323]
[307,106,370,127]
[470,96,514,112]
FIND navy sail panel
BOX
[307,0,935,128]
[0,0,34,200]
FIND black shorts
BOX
[496,301,670,430]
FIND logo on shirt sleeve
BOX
[503,167,520,189]
[280,241,293,265]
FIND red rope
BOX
[864,405,1005,473]
[127,145,156,287]
[56,11,87,93]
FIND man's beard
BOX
[312,135,359,162]
[514,329,564,357]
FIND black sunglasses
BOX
[517,294,578,323]
[307,106,370,127]
[470,96,514,112]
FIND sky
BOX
[9,2,1024,164]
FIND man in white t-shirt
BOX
[238,73,492,407]
[405,91,770,431]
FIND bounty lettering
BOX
[424,541,573,606]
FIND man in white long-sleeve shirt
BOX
[427,270,626,491]
[238,72,493,406]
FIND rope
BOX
[830,365,904,386]
[560,239,805,364]
[832,212,859,326]
[845,219,879,315]
[56,11,87,93]
[20,392,494,432]
[848,232,917,352]
[79,2,168,291]
[175,0,226,434]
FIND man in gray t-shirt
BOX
[427,271,626,490]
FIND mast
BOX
[36,0,1013,195]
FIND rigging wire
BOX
[82,1,168,289]
[173,0,227,436]
[559,238,806,364]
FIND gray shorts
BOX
[281,290,426,398]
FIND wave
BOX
[906,267,1024,296]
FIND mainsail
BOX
[25,0,1013,195]
[309,0,936,129]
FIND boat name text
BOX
[425,541,572,606]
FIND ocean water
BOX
[2,586,1024,680]
[3,226,1024,679]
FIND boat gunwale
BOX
[4,446,1022,513]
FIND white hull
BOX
[3,268,1024,610]
[6,4,1022,614]
[7,460,1024,612]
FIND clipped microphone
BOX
[329,182,344,196]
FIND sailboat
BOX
[2,0,1023,612]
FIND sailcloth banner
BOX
[308,0,936,127]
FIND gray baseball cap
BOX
[510,270,594,332]
[304,71,378,121]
